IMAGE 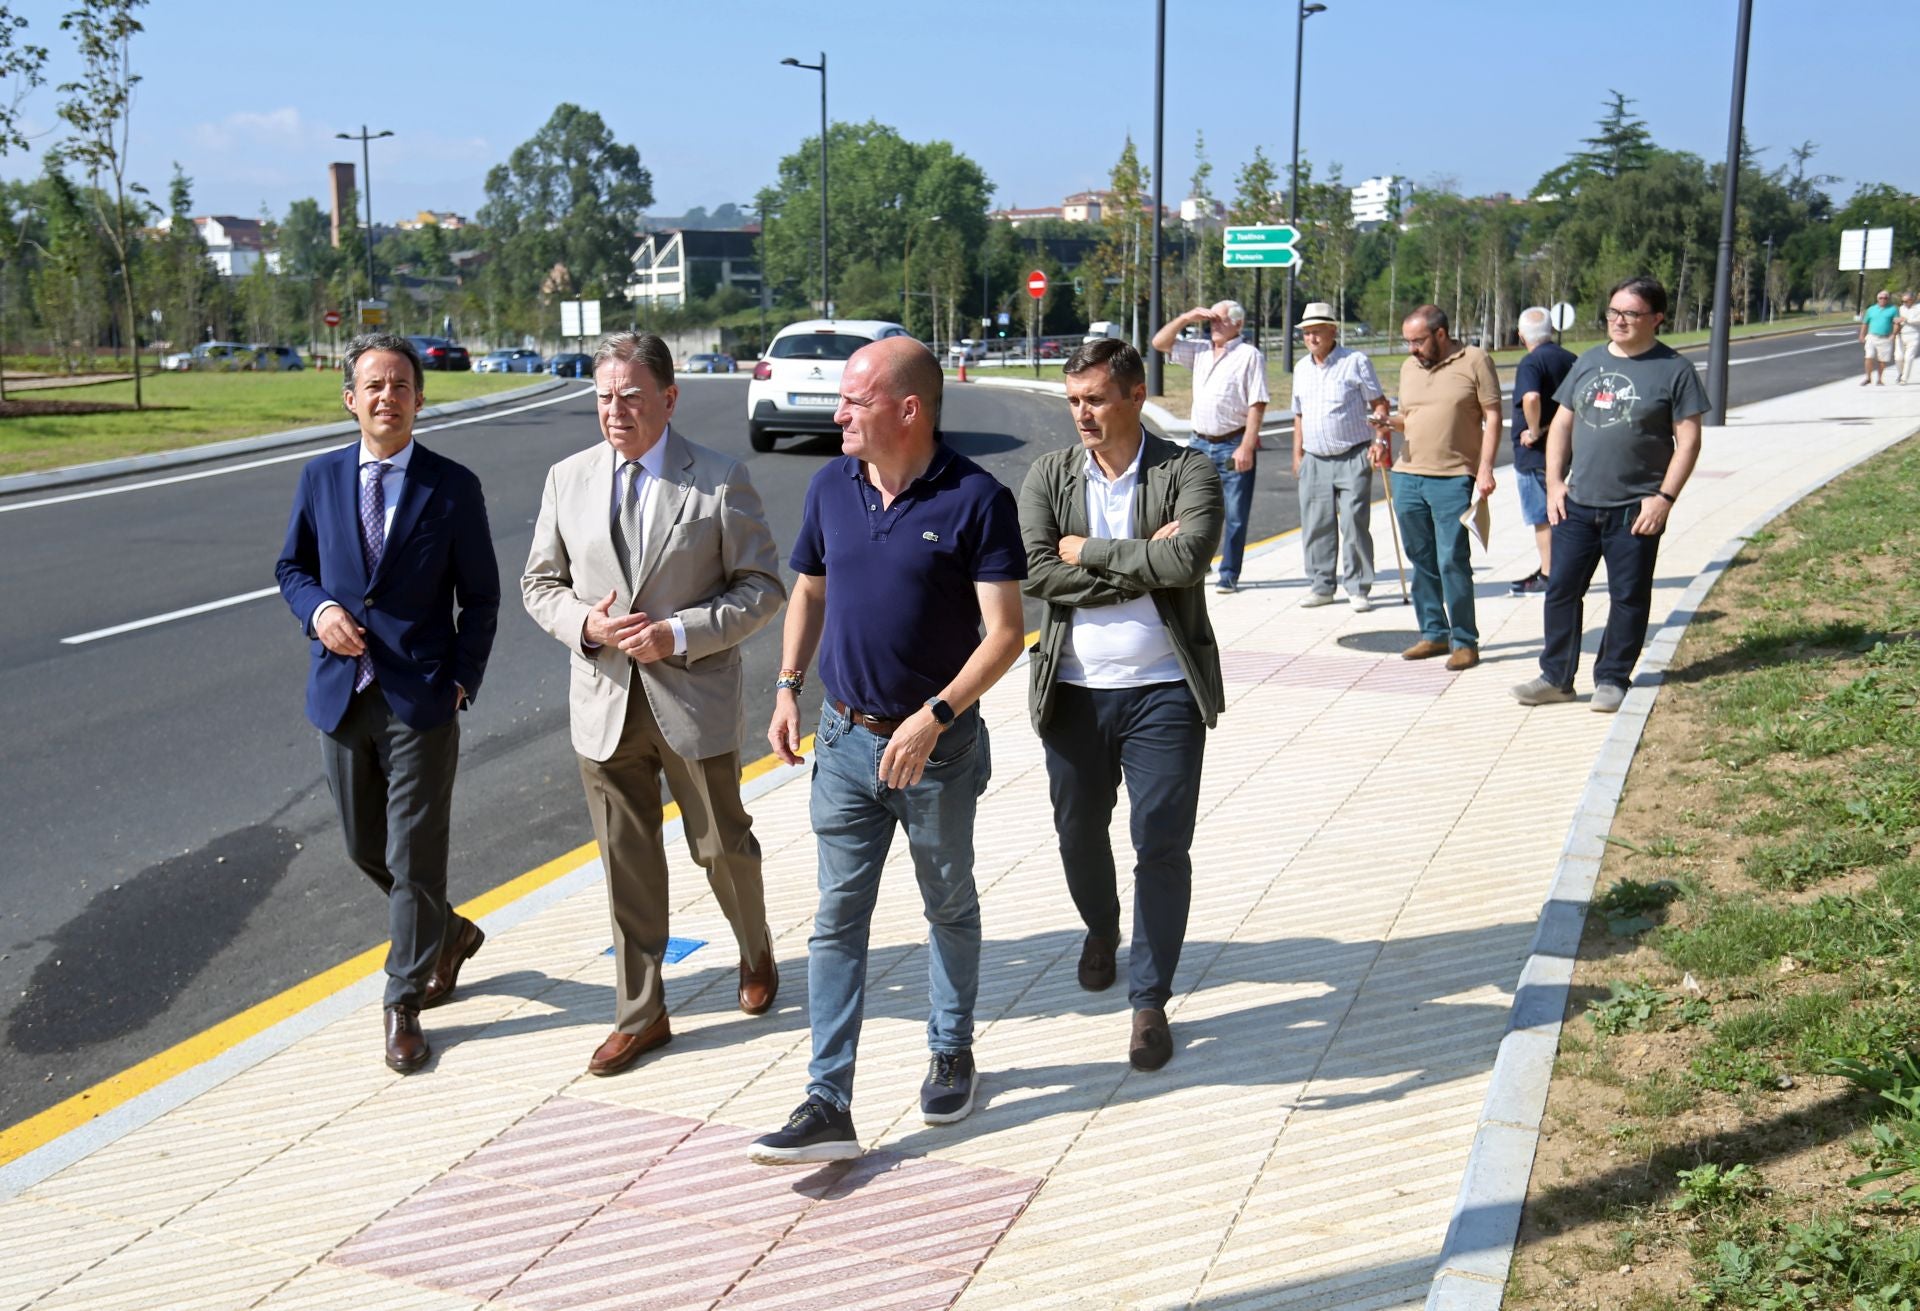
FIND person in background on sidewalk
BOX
[274,333,500,1074]
[1290,302,1388,612]
[753,337,1026,1164]
[521,332,787,1079]
[1371,305,1501,670]
[1508,307,1578,597]
[1895,292,1920,385]
[1862,289,1899,386]
[1513,275,1707,715]
[1018,338,1224,1072]
[1150,300,1268,593]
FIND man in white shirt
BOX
[1151,300,1269,593]
[1290,302,1389,611]
[1898,292,1920,385]
[1018,338,1225,1071]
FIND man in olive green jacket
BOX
[1018,337,1224,1072]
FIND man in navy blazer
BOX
[276,332,500,1073]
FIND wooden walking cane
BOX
[1374,429,1411,605]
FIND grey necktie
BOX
[617,460,645,587]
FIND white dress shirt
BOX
[1169,335,1271,438]
[595,437,687,655]
[1057,437,1183,689]
[308,438,414,634]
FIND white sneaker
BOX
[1300,591,1338,608]
[1349,593,1372,613]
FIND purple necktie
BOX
[355,460,390,692]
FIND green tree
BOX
[1226,146,1282,324]
[0,5,48,158]
[1534,90,1654,198]
[144,163,219,353]
[32,162,108,372]
[1077,135,1148,332]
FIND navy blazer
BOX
[275,440,500,733]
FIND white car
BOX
[947,338,988,362]
[746,319,913,453]
[161,341,251,372]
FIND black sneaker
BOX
[920,1051,977,1124]
[1507,570,1548,597]
[748,1096,861,1164]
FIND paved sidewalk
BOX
[4,377,1915,1311]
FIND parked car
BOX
[161,341,250,372]
[1086,321,1122,341]
[1037,338,1064,359]
[947,339,988,362]
[406,336,471,371]
[746,318,913,453]
[548,352,593,378]
[475,348,544,374]
[685,353,737,374]
[249,344,303,371]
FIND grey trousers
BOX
[1298,443,1375,596]
[320,685,461,1010]
[578,688,771,1034]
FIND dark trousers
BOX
[1540,498,1664,692]
[320,685,461,1009]
[1040,681,1206,1009]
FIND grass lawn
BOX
[0,370,545,478]
[1503,433,1920,1308]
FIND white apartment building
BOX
[1350,175,1415,230]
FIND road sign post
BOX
[1839,227,1894,313]
[1027,270,1047,378]
[357,298,387,328]
[1221,224,1302,269]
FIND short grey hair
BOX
[1517,306,1554,347]
[1218,300,1246,328]
[592,331,675,390]
[343,332,423,391]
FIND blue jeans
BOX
[1391,472,1478,649]
[1040,682,1206,1010]
[805,701,987,1111]
[1200,439,1255,584]
[1540,499,1663,691]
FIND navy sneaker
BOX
[1508,570,1549,597]
[921,1051,977,1124]
[749,1096,861,1164]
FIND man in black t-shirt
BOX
[1508,307,1577,595]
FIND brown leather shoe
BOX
[1402,639,1450,661]
[384,1005,429,1074]
[588,1014,672,1076]
[422,917,486,1009]
[739,945,779,1016]
[1445,646,1480,671]
[1129,1007,1173,1071]
[1077,932,1117,992]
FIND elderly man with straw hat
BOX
[1289,302,1389,611]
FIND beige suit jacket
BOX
[522,427,786,763]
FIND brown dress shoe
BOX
[588,1014,672,1076]
[1129,1007,1173,1071]
[422,917,486,1009]
[1077,932,1117,992]
[739,947,780,1016]
[1402,639,1450,660]
[1445,646,1480,671]
[384,1005,430,1074]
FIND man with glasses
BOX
[523,331,786,1076]
[1862,290,1900,386]
[1151,300,1268,593]
[1513,276,1707,714]
[1371,305,1501,670]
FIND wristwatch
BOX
[924,697,955,726]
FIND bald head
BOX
[850,336,943,430]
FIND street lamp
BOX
[335,126,393,303]
[1704,0,1753,425]
[903,214,942,339]
[1283,1,1326,372]
[1148,0,1167,395]
[781,52,830,317]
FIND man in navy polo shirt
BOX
[750,337,1026,1164]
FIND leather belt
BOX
[1194,431,1243,443]
[832,699,906,737]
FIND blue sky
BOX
[4,0,1907,224]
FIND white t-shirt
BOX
[1900,305,1920,338]
[1057,440,1183,689]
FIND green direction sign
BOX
[1222,224,1302,268]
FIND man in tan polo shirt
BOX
[1373,304,1501,670]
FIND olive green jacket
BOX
[1018,431,1226,733]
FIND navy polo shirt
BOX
[791,447,1026,718]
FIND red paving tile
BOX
[1221,649,1298,683]
[718,1239,971,1310]
[328,1175,599,1299]
[461,1099,701,1200]
[504,1207,773,1310]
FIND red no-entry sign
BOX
[323,309,342,327]
[1026,270,1048,299]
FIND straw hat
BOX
[1297,302,1339,328]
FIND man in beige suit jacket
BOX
[523,332,786,1076]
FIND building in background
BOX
[627,227,764,309]
[328,162,355,249]
[1179,196,1226,229]
[397,211,470,232]
[156,215,279,277]
[1350,175,1415,231]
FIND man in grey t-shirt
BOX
[1512,275,1707,714]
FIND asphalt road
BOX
[0,323,1864,1132]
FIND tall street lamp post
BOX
[1148,0,1167,395]
[1705,0,1754,426]
[903,214,943,338]
[335,126,393,301]
[1284,1,1325,371]
[781,53,830,317]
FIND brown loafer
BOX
[1129,1007,1173,1071]
[1077,932,1117,992]
[422,916,485,1009]
[1445,646,1480,671]
[588,1014,672,1076]
[384,1005,430,1074]
[739,945,779,1016]
[1402,639,1449,661]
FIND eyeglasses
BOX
[1402,332,1433,349]
[1604,308,1653,323]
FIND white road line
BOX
[62,586,282,645]
[0,385,593,516]
[1691,338,1856,370]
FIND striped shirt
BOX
[1290,346,1385,455]
[1170,336,1270,438]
